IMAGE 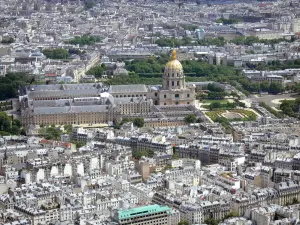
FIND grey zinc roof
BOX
[26,83,103,91]
[28,89,101,99]
[108,84,148,93]
[33,105,108,115]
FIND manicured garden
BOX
[206,109,257,122]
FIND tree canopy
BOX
[178,220,189,225]
[231,36,289,46]
[115,118,145,129]
[39,125,62,140]
[42,48,69,59]
[280,98,300,118]
[1,37,15,44]
[86,65,104,78]
[0,112,22,135]
[216,18,240,24]
[66,35,102,46]
[184,114,197,124]
[133,118,144,128]
[132,149,154,159]
[155,37,226,47]
[0,72,34,100]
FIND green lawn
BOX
[206,109,257,122]
[201,99,228,104]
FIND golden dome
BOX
[164,49,183,72]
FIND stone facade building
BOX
[20,50,198,127]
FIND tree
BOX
[42,48,69,59]
[133,118,144,128]
[0,72,33,100]
[132,149,154,159]
[84,0,96,9]
[223,211,240,219]
[73,141,86,148]
[44,126,62,140]
[204,218,219,225]
[1,37,15,44]
[0,112,11,131]
[280,97,300,118]
[209,102,222,110]
[64,124,73,134]
[10,125,20,135]
[216,18,240,24]
[67,35,101,46]
[269,82,284,94]
[86,65,104,78]
[12,119,22,128]
[0,112,23,135]
[292,197,299,204]
[236,101,246,108]
[184,114,197,124]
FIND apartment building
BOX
[112,204,171,225]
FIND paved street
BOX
[248,93,298,107]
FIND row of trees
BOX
[280,97,300,118]
[216,18,240,24]
[177,211,240,225]
[154,36,291,48]
[115,118,145,129]
[1,37,15,44]
[42,48,69,59]
[155,37,226,47]
[259,102,284,118]
[85,65,105,78]
[66,35,102,46]
[184,114,202,124]
[43,48,89,59]
[125,56,236,78]
[206,101,245,110]
[238,79,284,95]
[199,83,228,100]
[0,72,35,100]
[0,112,23,136]
[204,211,240,225]
[83,0,96,9]
[132,149,155,160]
[125,57,167,74]
[110,56,286,96]
[247,59,300,71]
[231,36,291,46]
[39,124,73,140]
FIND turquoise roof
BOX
[118,204,170,220]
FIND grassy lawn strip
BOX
[201,100,228,104]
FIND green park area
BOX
[206,109,257,133]
[206,109,257,122]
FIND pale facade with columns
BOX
[155,49,195,106]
